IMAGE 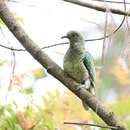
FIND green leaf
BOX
[42,96,49,108]
[32,68,47,80]
[47,91,56,100]
[24,87,33,94]
[0,106,5,116]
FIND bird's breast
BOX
[63,55,89,83]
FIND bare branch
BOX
[0,0,127,52]
[92,0,130,4]
[0,2,128,130]
[63,0,126,42]
[64,122,119,129]
[101,6,109,65]
[0,27,16,91]
[0,42,25,51]
[0,41,68,51]
[63,0,129,16]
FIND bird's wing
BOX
[83,51,96,87]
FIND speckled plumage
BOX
[63,31,96,110]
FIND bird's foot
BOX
[76,84,85,92]
[76,79,91,92]
[84,79,91,89]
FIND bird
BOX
[62,30,96,110]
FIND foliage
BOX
[0,105,21,130]
[31,68,47,80]
[13,67,46,92]
[0,90,58,130]
[0,89,130,130]
[0,89,94,130]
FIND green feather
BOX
[83,51,96,88]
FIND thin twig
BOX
[0,41,68,51]
[71,0,126,42]
[0,27,16,91]
[41,42,68,49]
[0,0,126,52]
[102,4,109,65]
[121,9,130,58]
[63,0,128,15]
[91,0,130,4]
[0,42,25,51]
[64,122,119,129]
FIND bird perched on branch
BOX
[62,31,96,110]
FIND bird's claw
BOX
[76,84,85,92]
[84,79,91,89]
[76,79,91,92]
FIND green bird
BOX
[62,31,96,110]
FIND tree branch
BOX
[92,0,130,5]
[0,1,127,130]
[63,0,129,16]
[64,122,119,129]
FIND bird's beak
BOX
[61,36,68,39]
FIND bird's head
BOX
[61,31,84,43]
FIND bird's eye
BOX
[72,34,75,37]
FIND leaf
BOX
[0,106,5,116]
[24,106,33,118]
[47,91,56,100]
[13,76,23,87]
[42,96,49,108]
[5,117,15,129]
[17,111,31,130]
[24,87,33,94]
[31,68,47,80]
[43,114,56,130]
